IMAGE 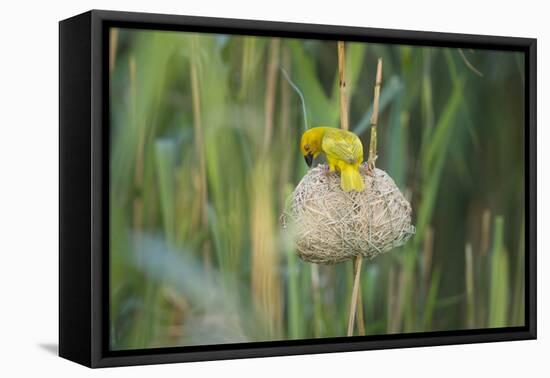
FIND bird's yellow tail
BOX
[341,165,365,192]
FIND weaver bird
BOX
[300,127,365,192]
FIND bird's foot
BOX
[322,164,333,174]
[365,159,377,176]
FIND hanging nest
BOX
[282,164,415,264]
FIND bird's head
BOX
[300,128,325,167]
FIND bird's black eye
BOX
[304,144,310,152]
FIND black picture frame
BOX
[59,9,537,368]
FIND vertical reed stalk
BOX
[387,266,396,333]
[239,37,257,100]
[250,159,282,339]
[477,208,491,326]
[129,56,137,124]
[465,243,475,328]
[129,56,144,231]
[480,209,491,256]
[368,59,383,333]
[346,56,384,336]
[109,28,119,75]
[489,216,509,327]
[337,42,349,131]
[354,258,366,336]
[279,47,299,336]
[127,54,146,343]
[512,214,525,325]
[391,265,408,333]
[422,227,434,291]
[133,132,145,230]
[278,44,291,210]
[387,264,409,333]
[368,59,383,170]
[347,257,362,336]
[311,264,324,337]
[264,38,280,149]
[250,38,283,339]
[338,41,362,336]
[286,253,300,339]
[190,38,211,268]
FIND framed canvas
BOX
[59,10,537,368]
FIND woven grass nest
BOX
[282,164,415,264]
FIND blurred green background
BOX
[109,27,525,350]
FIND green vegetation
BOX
[109,28,526,350]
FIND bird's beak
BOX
[304,153,313,168]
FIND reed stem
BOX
[129,56,144,231]
[311,264,324,337]
[337,42,349,131]
[346,54,384,336]
[264,38,281,149]
[109,28,119,74]
[347,257,363,336]
[368,58,383,169]
[356,266,366,336]
[190,38,211,269]
[465,243,475,328]
[422,227,434,291]
[338,41,361,336]
[278,44,292,212]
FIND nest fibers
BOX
[282,164,415,264]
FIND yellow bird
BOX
[300,126,365,192]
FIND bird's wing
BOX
[322,134,362,164]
